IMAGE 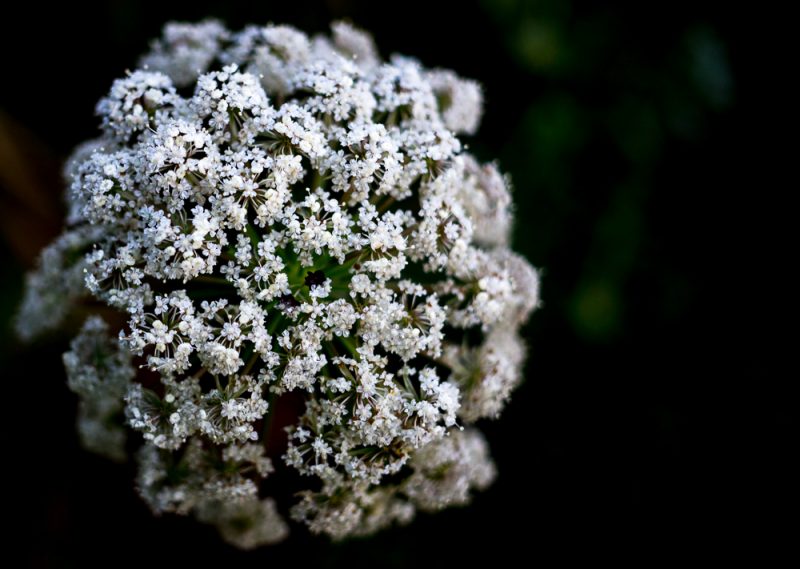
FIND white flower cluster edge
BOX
[17,19,540,548]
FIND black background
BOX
[0,0,793,565]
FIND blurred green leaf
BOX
[570,279,620,340]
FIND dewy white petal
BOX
[18,18,541,549]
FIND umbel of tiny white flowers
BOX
[17,19,540,549]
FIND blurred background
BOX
[0,0,792,565]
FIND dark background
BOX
[0,0,793,565]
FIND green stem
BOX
[194,275,231,286]
[242,352,260,376]
[268,313,285,336]
[338,335,359,359]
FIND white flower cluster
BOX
[63,317,135,461]
[17,20,539,548]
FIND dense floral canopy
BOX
[18,20,539,548]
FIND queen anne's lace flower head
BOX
[17,19,540,548]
